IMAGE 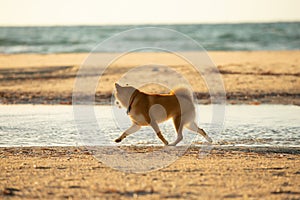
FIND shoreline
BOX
[1,91,299,105]
[1,146,300,199]
[1,145,300,154]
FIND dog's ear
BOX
[115,83,121,89]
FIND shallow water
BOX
[0,105,299,147]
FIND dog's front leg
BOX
[115,123,141,143]
[150,121,169,145]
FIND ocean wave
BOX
[0,22,299,53]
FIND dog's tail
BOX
[171,86,193,100]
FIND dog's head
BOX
[114,83,137,108]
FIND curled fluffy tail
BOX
[171,86,193,100]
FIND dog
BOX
[114,83,212,146]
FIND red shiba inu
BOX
[114,83,212,146]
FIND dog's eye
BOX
[116,101,119,104]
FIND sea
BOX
[0,22,299,54]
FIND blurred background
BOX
[0,0,299,53]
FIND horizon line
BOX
[0,20,299,27]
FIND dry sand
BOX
[1,146,300,199]
[0,51,299,105]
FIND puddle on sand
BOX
[0,105,299,148]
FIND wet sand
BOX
[1,146,300,199]
[0,51,299,105]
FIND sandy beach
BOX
[0,51,299,105]
[1,146,300,199]
[1,51,300,199]
[1,1,300,198]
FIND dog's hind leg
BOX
[115,123,141,143]
[186,122,212,143]
[169,116,183,146]
[150,121,169,145]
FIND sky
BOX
[0,0,300,26]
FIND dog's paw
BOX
[206,136,213,143]
[115,138,122,143]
